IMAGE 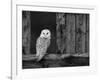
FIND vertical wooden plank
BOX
[66,14,71,54]
[56,13,61,52]
[75,14,83,54]
[75,14,80,53]
[85,14,89,54]
[22,11,31,55]
[56,13,66,54]
[81,14,86,53]
[66,14,75,54]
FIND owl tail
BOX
[36,54,44,62]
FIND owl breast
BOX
[36,37,50,50]
[36,37,50,61]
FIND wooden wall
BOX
[56,13,89,56]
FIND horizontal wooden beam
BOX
[22,53,89,61]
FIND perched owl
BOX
[36,29,51,61]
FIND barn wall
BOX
[56,13,89,56]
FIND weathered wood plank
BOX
[22,53,89,61]
[56,13,66,54]
[66,14,71,54]
[66,14,75,54]
[66,14,70,54]
[81,14,86,53]
[75,14,87,54]
[85,14,89,53]
[75,14,83,53]
[22,11,31,55]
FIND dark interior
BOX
[30,11,57,54]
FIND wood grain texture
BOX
[56,13,66,54]
[22,11,31,55]
[85,14,89,53]
[56,13,89,56]
[75,14,86,54]
[66,14,75,54]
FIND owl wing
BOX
[47,39,50,48]
[36,37,46,56]
[36,37,50,61]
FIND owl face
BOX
[40,29,51,39]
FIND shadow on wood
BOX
[22,53,89,69]
[22,53,89,61]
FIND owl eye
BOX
[47,33,48,34]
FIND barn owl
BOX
[36,29,51,61]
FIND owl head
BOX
[40,29,51,39]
